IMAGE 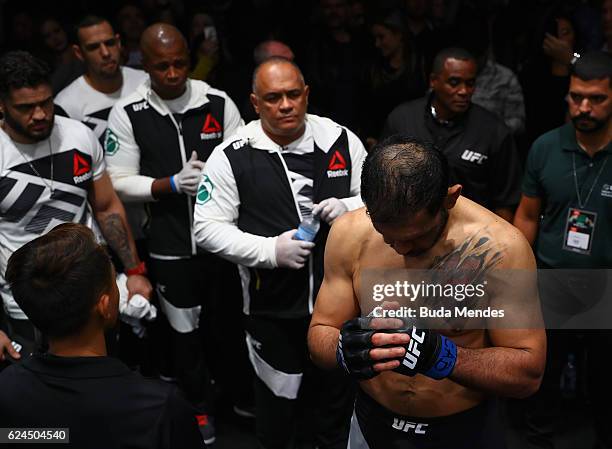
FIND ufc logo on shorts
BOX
[392,418,428,434]
[402,327,425,369]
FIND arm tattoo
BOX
[98,213,137,269]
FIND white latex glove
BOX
[173,151,205,196]
[312,197,348,224]
[275,229,315,269]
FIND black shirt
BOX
[0,354,203,449]
[382,95,522,211]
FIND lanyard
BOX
[15,139,55,194]
[572,152,608,209]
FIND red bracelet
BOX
[125,261,147,276]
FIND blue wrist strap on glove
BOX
[395,327,457,380]
[422,334,457,380]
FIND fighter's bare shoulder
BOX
[325,207,373,270]
[458,198,535,270]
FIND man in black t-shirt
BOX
[0,223,202,449]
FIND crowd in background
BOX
[1,0,611,448]
[1,0,610,152]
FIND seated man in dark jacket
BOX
[0,223,203,449]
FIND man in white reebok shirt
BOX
[0,51,151,361]
[55,15,148,243]
[55,15,147,141]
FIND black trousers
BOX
[149,254,216,410]
[150,253,253,413]
[245,314,355,449]
[518,267,612,449]
[519,330,612,449]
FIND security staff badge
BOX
[563,208,597,255]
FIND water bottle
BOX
[560,352,577,399]
[293,215,320,242]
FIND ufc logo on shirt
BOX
[461,149,488,165]
[402,327,425,369]
[132,101,149,112]
[392,418,428,434]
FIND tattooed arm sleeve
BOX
[89,171,140,270]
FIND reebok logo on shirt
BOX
[460,149,488,165]
[200,113,223,140]
[73,153,92,184]
[327,150,348,178]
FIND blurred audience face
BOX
[251,61,310,143]
[0,84,54,143]
[12,12,34,43]
[568,77,612,133]
[405,0,428,20]
[556,17,575,50]
[372,24,403,60]
[143,38,190,99]
[321,0,349,30]
[40,19,68,53]
[190,13,215,42]
[431,0,446,23]
[76,21,121,79]
[603,0,612,42]
[253,41,295,65]
[117,5,146,43]
[430,57,477,117]
[265,42,294,60]
[348,0,366,29]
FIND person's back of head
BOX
[361,134,449,222]
[253,40,295,65]
[5,223,116,340]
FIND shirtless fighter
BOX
[308,135,546,449]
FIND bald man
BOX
[194,57,367,449]
[104,23,242,444]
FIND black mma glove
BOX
[393,327,457,380]
[336,317,381,380]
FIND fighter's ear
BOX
[444,184,462,209]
